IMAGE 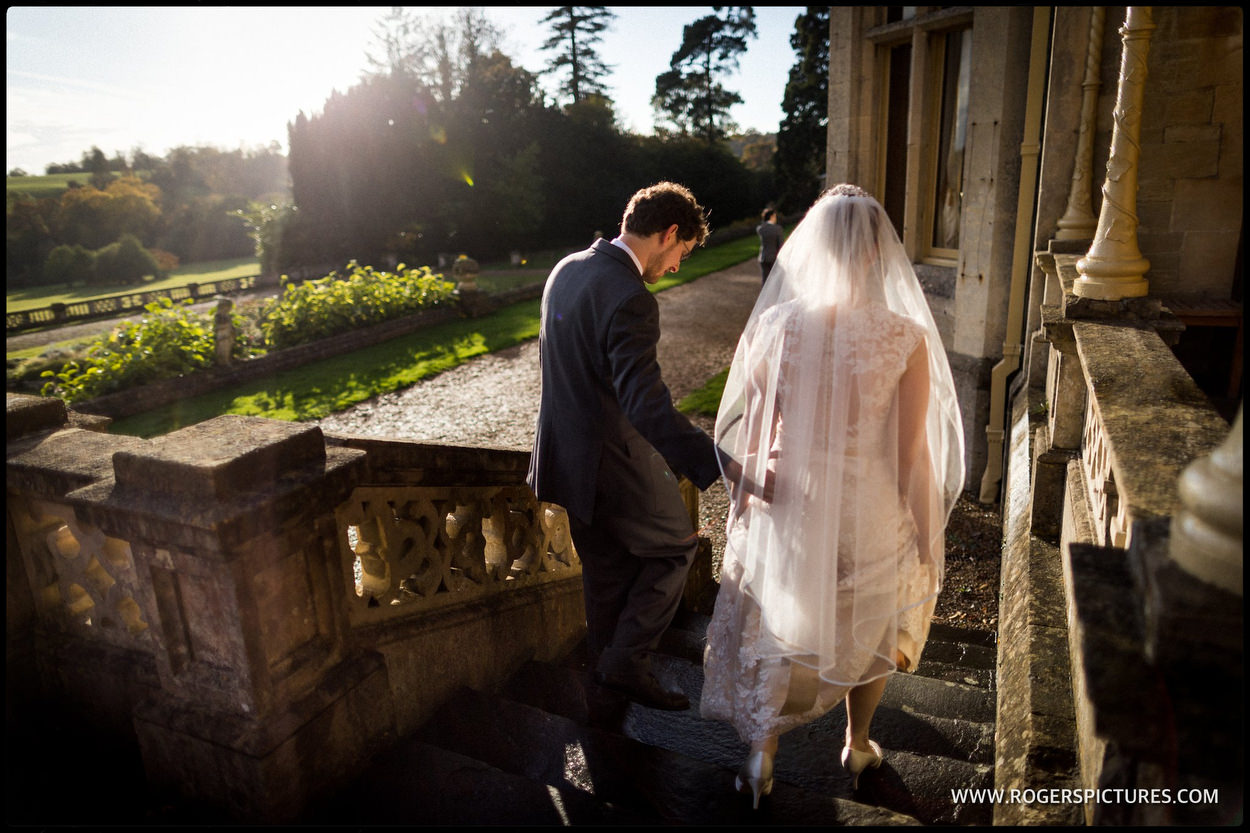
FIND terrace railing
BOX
[5,393,652,821]
[6,273,276,333]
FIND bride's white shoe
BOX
[840,740,883,790]
[734,749,774,809]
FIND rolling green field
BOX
[5,171,101,200]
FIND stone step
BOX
[306,738,651,825]
[503,655,995,825]
[925,625,997,664]
[915,658,996,689]
[658,611,998,726]
[928,621,998,650]
[881,670,996,725]
[663,612,999,688]
[413,685,921,825]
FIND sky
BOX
[6,6,806,176]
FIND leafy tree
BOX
[361,6,503,99]
[632,134,763,229]
[236,201,296,275]
[57,175,161,250]
[290,11,544,268]
[363,6,426,79]
[42,243,95,286]
[652,7,757,142]
[538,6,616,106]
[84,146,113,189]
[92,233,161,285]
[774,7,829,211]
[6,193,59,282]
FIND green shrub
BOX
[258,260,455,350]
[92,233,161,285]
[40,297,232,403]
[42,244,96,285]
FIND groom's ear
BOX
[661,223,680,246]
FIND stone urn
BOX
[451,255,480,292]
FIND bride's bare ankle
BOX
[844,734,872,752]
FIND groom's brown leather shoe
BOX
[594,670,689,711]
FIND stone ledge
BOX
[1072,322,1230,535]
[995,388,1081,826]
[112,415,327,500]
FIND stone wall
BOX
[5,273,279,334]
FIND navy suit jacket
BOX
[528,239,720,524]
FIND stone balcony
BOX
[5,392,594,821]
[995,249,1242,825]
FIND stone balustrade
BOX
[6,274,273,333]
[1029,256,1240,824]
[4,393,613,822]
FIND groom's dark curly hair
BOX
[621,181,710,245]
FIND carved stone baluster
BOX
[1074,7,1154,299]
[1055,7,1106,241]
[1169,405,1243,595]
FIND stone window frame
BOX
[866,7,975,267]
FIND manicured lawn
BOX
[108,234,757,438]
[677,367,730,416]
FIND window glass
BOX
[932,28,971,252]
[883,43,912,239]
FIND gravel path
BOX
[315,259,764,567]
[315,259,761,449]
[315,256,999,633]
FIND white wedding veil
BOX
[715,185,965,684]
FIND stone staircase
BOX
[308,608,997,826]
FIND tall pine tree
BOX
[652,7,757,143]
[773,7,829,211]
[539,6,616,105]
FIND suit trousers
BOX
[570,428,699,679]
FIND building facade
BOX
[825,5,1242,823]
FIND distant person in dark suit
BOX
[757,208,784,285]
[528,182,722,711]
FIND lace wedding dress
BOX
[700,187,964,745]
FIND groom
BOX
[528,182,721,710]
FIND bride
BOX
[702,184,965,807]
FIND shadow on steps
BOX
[309,610,997,826]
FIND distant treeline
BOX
[8,6,833,292]
[277,73,773,273]
[7,145,288,288]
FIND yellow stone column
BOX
[1170,405,1244,596]
[1073,7,1153,299]
[1055,7,1105,241]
